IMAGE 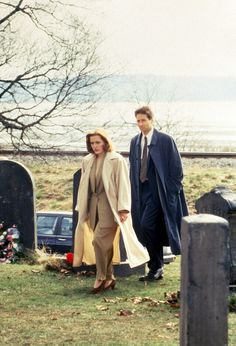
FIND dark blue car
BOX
[36,211,73,254]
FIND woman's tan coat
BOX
[73,151,149,268]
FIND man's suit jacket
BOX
[129,129,188,255]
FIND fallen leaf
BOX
[158,300,168,304]
[165,322,177,330]
[164,291,180,303]
[77,270,95,277]
[131,297,143,304]
[118,309,135,316]
[96,305,109,311]
[60,268,71,274]
[169,303,180,308]
[103,298,117,303]
[143,297,159,304]
[157,335,171,339]
[142,296,152,301]
[148,301,160,307]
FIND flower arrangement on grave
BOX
[0,222,24,263]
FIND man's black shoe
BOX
[138,268,164,282]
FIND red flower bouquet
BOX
[0,222,23,263]
[66,252,74,265]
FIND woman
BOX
[73,129,149,293]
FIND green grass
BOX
[1,257,236,345]
[1,259,181,346]
[1,156,235,345]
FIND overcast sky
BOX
[79,0,236,77]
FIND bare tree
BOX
[0,0,106,150]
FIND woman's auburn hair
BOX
[86,128,114,153]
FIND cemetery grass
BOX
[1,258,182,346]
[1,257,236,346]
[1,156,235,345]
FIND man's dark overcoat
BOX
[129,129,188,255]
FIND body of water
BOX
[1,101,236,152]
[69,101,236,152]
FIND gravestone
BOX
[195,186,236,284]
[180,214,229,346]
[72,168,144,276]
[0,159,37,250]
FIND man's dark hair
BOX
[134,106,154,120]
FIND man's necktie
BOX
[140,136,148,182]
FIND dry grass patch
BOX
[15,157,236,213]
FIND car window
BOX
[37,215,58,235]
[60,216,73,236]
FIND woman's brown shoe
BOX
[104,279,116,291]
[89,280,105,294]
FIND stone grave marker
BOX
[0,159,36,250]
[180,214,229,346]
[195,186,236,284]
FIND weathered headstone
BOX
[0,159,36,250]
[72,168,145,276]
[195,186,236,284]
[180,214,229,346]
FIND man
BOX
[129,106,188,281]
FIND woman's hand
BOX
[118,210,129,223]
